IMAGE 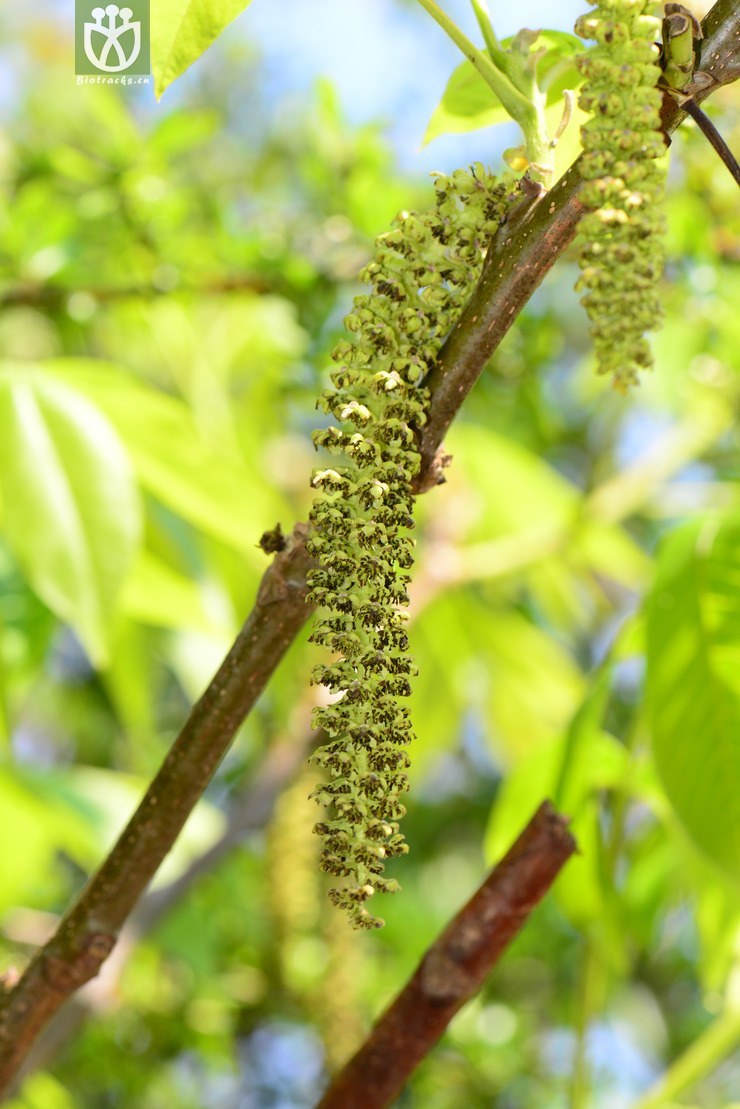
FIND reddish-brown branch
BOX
[315,801,576,1109]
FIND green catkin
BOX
[267,765,365,1065]
[307,165,514,929]
[316,911,365,1071]
[574,0,667,392]
[266,767,321,975]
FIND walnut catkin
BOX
[307,166,514,928]
[574,0,667,392]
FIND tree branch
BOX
[131,728,319,935]
[0,0,736,1090]
[314,801,576,1109]
[0,524,314,1090]
[11,727,319,1085]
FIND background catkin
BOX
[307,165,514,928]
[575,0,667,392]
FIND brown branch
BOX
[12,727,319,1085]
[315,801,576,1109]
[0,524,314,1090]
[682,97,740,186]
[131,728,319,934]
[0,0,736,1090]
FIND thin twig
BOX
[682,97,740,186]
[314,801,576,1109]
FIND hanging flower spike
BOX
[574,0,667,392]
[307,166,515,929]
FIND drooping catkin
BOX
[307,166,514,928]
[574,0,667,392]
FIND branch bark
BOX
[0,525,314,1089]
[315,801,576,1109]
[0,0,736,1090]
[11,727,319,1084]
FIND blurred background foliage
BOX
[1,3,740,1108]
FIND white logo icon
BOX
[84,5,141,72]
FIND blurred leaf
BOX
[5,1070,77,1109]
[486,728,627,863]
[692,854,740,993]
[103,617,157,747]
[424,32,583,145]
[44,359,279,557]
[646,515,740,883]
[0,767,96,911]
[151,0,255,98]
[0,366,141,666]
[479,607,584,755]
[573,517,652,592]
[448,422,578,541]
[552,659,613,810]
[410,590,479,767]
[149,108,219,157]
[412,588,583,763]
[120,549,216,632]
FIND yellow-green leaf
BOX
[424,31,583,145]
[0,366,141,666]
[151,0,255,98]
[646,516,740,882]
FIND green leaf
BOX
[151,0,255,99]
[424,31,584,145]
[43,359,281,557]
[411,588,583,763]
[0,766,99,911]
[120,549,216,631]
[447,422,577,540]
[646,516,740,882]
[0,367,141,666]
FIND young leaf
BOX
[646,516,740,883]
[424,31,583,145]
[151,0,255,99]
[0,367,141,667]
